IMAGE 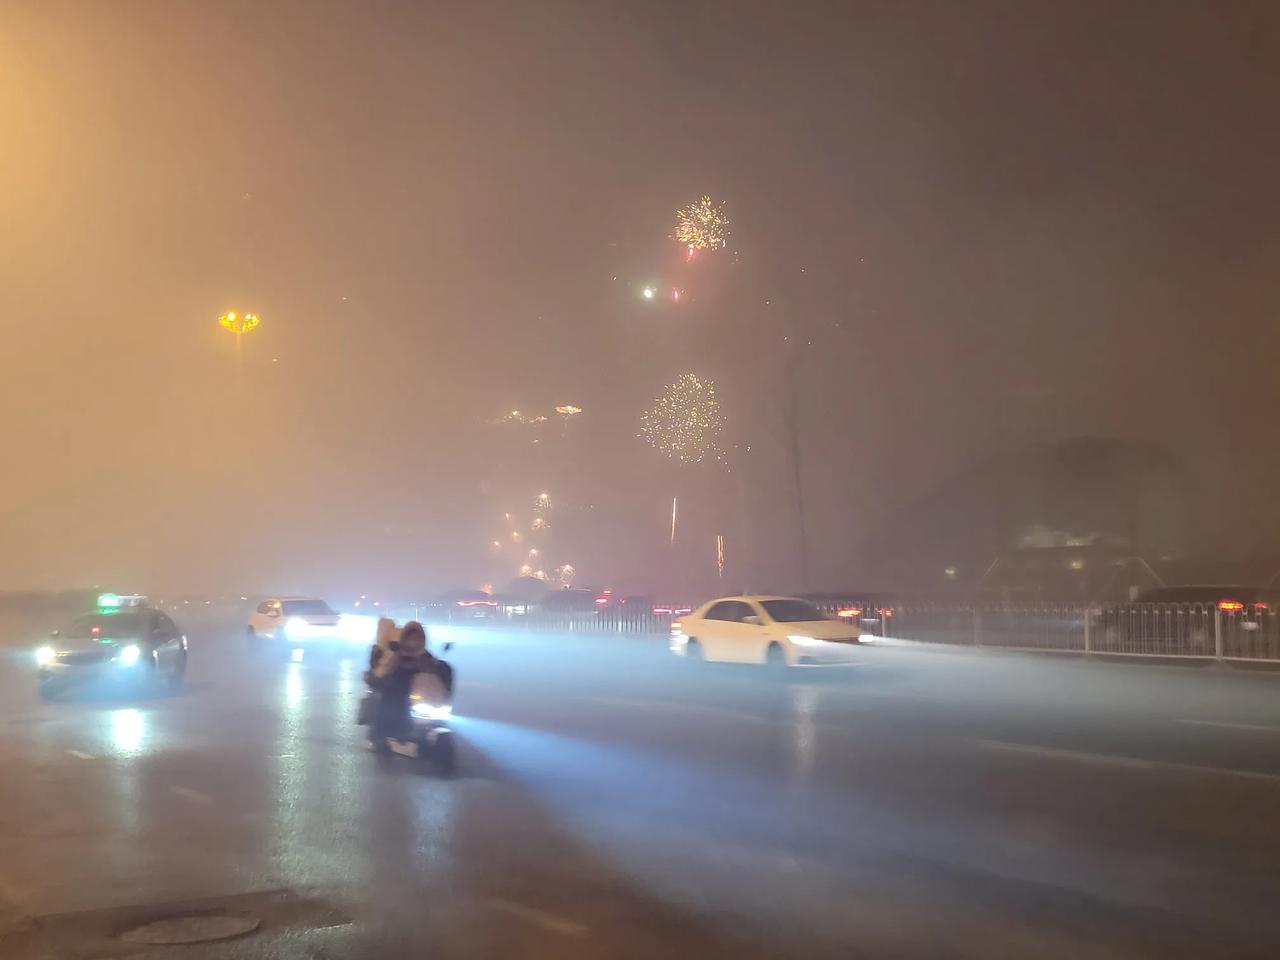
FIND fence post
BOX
[1214,608,1223,662]
[1084,607,1092,654]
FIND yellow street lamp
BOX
[218,311,260,355]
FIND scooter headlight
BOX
[35,645,55,666]
[118,644,141,666]
[411,702,453,721]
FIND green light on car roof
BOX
[98,593,122,610]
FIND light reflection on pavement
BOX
[0,623,1279,958]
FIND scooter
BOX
[382,645,456,774]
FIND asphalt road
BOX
[2,622,1280,959]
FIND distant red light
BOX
[876,607,895,617]
[837,607,862,619]
[1255,602,1269,611]
[652,605,672,615]
[1218,600,1244,613]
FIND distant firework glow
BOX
[674,196,729,251]
[640,373,726,465]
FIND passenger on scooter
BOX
[369,620,431,747]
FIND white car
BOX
[670,595,862,667]
[248,597,340,644]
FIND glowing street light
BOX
[218,311,260,355]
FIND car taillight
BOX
[837,607,862,619]
[1218,600,1245,613]
[876,607,895,617]
[652,606,672,615]
[1254,602,1269,611]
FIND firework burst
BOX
[674,195,729,251]
[640,373,726,465]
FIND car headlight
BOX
[118,644,141,666]
[35,645,55,666]
[284,617,308,639]
[410,702,453,721]
[787,634,823,646]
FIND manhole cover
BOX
[120,913,260,945]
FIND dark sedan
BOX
[36,607,188,700]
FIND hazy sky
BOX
[2,1,1277,596]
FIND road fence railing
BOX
[817,599,1280,663]
[502,597,1280,663]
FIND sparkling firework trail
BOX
[674,196,729,251]
[639,373,726,465]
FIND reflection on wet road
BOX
[2,627,1280,958]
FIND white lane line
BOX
[973,739,1280,784]
[484,897,589,937]
[66,749,95,760]
[168,785,214,804]
[1177,718,1280,735]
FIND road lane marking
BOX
[973,739,1280,784]
[1177,718,1280,735]
[168,785,214,804]
[484,898,588,937]
[66,750,95,760]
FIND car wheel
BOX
[685,638,703,663]
[766,642,788,671]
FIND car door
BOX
[704,601,764,663]
[253,600,281,636]
[152,613,182,669]
[694,601,740,661]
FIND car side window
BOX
[705,601,736,621]
[156,613,177,636]
[256,601,271,614]
[724,601,756,622]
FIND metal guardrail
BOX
[829,600,1280,662]
[502,598,1280,663]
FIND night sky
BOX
[2,1,1277,596]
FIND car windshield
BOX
[760,599,830,623]
[64,612,149,639]
[281,599,333,616]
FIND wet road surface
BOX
[2,624,1280,958]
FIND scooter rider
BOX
[368,621,450,747]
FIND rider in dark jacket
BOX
[368,621,451,745]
